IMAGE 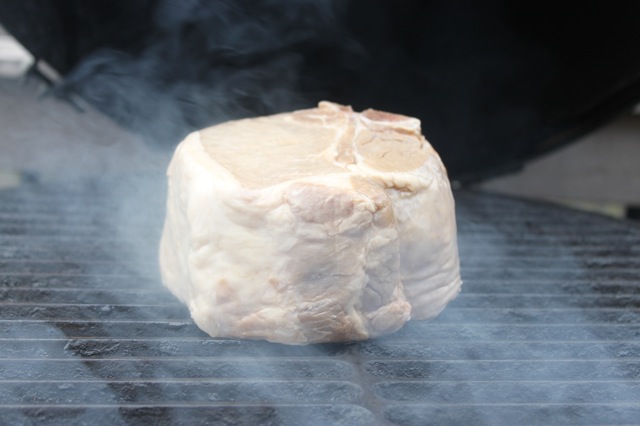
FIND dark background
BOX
[2,0,640,183]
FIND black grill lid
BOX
[3,1,640,181]
[1,182,640,425]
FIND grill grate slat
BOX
[3,339,640,361]
[1,184,640,425]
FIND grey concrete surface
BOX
[0,27,169,188]
[0,77,171,187]
[479,113,640,213]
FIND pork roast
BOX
[159,101,461,344]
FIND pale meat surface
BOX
[159,101,461,344]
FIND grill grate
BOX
[1,182,640,425]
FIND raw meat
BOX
[159,101,461,344]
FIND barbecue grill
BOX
[1,180,639,425]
